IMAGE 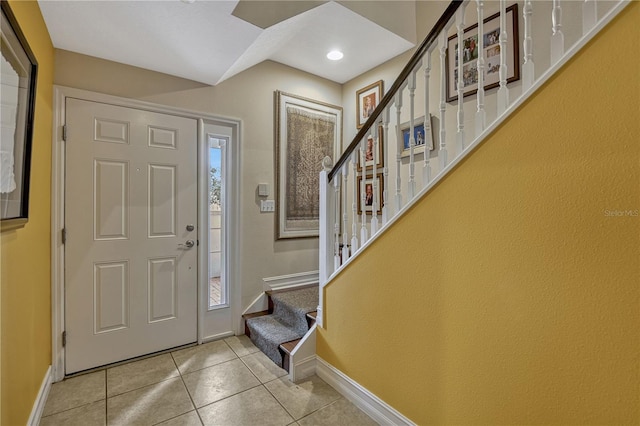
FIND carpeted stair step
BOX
[306,311,317,328]
[246,315,304,367]
[270,287,319,335]
[277,311,318,371]
[246,286,318,368]
[243,310,269,337]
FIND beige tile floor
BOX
[40,336,377,426]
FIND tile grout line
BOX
[262,377,298,422]
[104,369,108,425]
[170,345,204,426]
[232,336,340,424]
[40,399,104,420]
[172,338,269,425]
[184,337,289,421]
[263,376,348,424]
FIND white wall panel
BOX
[94,261,129,333]
[148,164,176,237]
[94,159,129,240]
[148,257,177,322]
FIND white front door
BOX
[64,98,198,374]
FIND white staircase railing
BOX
[317,0,630,327]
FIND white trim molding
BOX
[289,324,317,382]
[241,293,269,316]
[316,357,415,426]
[28,366,52,426]
[200,120,243,339]
[201,330,234,344]
[262,270,319,292]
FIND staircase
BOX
[316,0,632,327]
[243,286,318,372]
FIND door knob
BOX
[179,239,195,249]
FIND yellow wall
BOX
[0,1,54,424]
[317,3,639,424]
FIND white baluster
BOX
[395,90,403,211]
[423,47,434,185]
[476,0,487,136]
[439,27,451,170]
[350,151,359,254]
[341,163,349,264]
[583,0,597,36]
[360,139,369,244]
[371,126,379,235]
[333,172,340,271]
[551,0,565,64]
[456,2,467,154]
[319,157,334,290]
[408,68,418,200]
[497,0,510,115]
[382,107,390,224]
[522,0,535,91]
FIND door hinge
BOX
[62,331,67,347]
[62,125,67,141]
[62,228,66,244]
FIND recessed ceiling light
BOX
[327,50,344,61]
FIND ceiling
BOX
[38,0,418,86]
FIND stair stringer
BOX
[288,323,317,382]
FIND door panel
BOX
[65,98,198,374]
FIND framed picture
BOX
[1,1,39,231]
[399,115,435,158]
[446,3,520,103]
[356,80,383,129]
[275,91,342,239]
[358,125,384,171]
[357,173,384,216]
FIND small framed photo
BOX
[399,115,435,158]
[446,3,520,102]
[358,125,384,172]
[357,173,384,215]
[356,80,383,129]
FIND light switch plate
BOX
[258,183,269,196]
[260,200,275,212]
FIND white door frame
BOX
[198,123,238,341]
[51,86,242,382]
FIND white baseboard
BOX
[28,365,52,426]
[201,330,235,343]
[316,357,414,426]
[292,355,317,382]
[263,270,319,292]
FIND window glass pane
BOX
[208,139,225,308]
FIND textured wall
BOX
[0,1,55,424]
[317,2,639,424]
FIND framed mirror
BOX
[1,0,38,231]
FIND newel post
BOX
[317,156,334,328]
